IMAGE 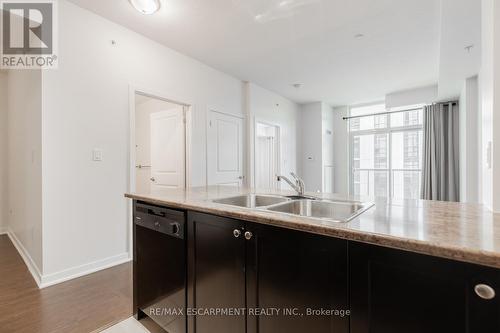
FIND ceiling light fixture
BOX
[129,0,161,15]
[354,33,364,39]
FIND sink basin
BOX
[212,194,290,208]
[266,199,373,223]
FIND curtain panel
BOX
[421,102,460,201]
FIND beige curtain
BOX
[421,102,460,201]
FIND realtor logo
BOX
[1,0,58,68]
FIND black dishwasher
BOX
[133,201,186,333]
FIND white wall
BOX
[385,85,438,109]
[7,70,43,274]
[332,106,349,195]
[459,76,480,203]
[479,0,500,212]
[299,102,344,194]
[300,102,324,192]
[246,83,300,190]
[438,0,481,101]
[494,0,500,212]
[135,98,181,193]
[322,106,335,192]
[40,0,244,278]
[0,72,7,233]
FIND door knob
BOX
[233,229,241,238]
[474,284,496,300]
[150,177,156,182]
[244,231,253,240]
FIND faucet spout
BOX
[277,173,305,196]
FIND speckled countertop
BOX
[125,186,500,269]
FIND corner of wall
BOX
[0,71,8,232]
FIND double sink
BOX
[212,194,373,223]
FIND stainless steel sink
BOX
[266,199,373,223]
[212,194,290,208]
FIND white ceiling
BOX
[68,0,480,105]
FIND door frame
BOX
[253,118,281,189]
[128,85,192,254]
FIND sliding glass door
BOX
[349,104,423,199]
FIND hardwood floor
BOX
[0,235,133,333]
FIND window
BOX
[349,104,423,199]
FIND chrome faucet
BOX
[277,172,305,196]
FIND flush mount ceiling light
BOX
[129,0,161,15]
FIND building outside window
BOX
[349,104,423,199]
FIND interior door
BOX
[207,111,243,186]
[150,108,185,190]
[256,136,275,189]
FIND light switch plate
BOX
[93,149,103,162]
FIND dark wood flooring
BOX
[0,234,133,333]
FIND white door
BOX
[255,123,280,190]
[207,111,244,186]
[150,108,185,190]
[323,165,335,193]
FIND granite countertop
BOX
[125,186,500,269]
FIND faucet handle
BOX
[290,172,299,180]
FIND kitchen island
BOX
[126,186,500,333]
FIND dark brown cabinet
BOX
[187,212,350,333]
[246,223,349,333]
[134,203,500,333]
[187,212,246,333]
[350,242,500,333]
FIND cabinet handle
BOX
[474,284,496,300]
[233,229,241,238]
[171,222,180,235]
[244,231,253,240]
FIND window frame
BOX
[348,104,423,198]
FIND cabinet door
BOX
[187,212,246,333]
[246,223,349,333]
[466,264,500,331]
[350,242,500,333]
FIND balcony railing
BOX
[353,169,421,199]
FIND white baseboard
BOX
[0,227,8,235]
[5,227,131,289]
[39,252,132,289]
[6,228,43,288]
